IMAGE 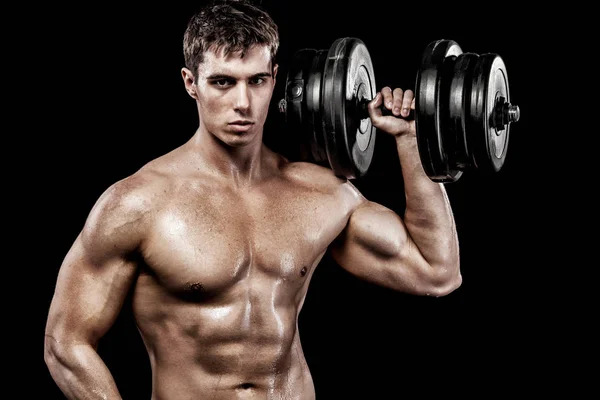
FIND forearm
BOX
[45,338,122,400]
[395,134,459,267]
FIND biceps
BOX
[331,203,404,271]
[46,238,138,344]
[330,209,429,292]
[342,202,409,258]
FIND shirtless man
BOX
[44,0,461,398]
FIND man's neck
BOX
[189,129,268,189]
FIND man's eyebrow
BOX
[206,72,272,80]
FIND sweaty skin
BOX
[45,45,461,400]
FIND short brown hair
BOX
[183,0,280,79]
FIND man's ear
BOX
[272,63,279,82]
[181,67,198,99]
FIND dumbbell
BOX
[278,37,520,182]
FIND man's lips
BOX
[227,120,254,132]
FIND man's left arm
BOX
[330,87,461,297]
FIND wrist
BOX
[394,132,418,147]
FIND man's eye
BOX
[213,79,232,87]
[250,77,265,85]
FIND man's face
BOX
[192,45,278,147]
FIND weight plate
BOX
[415,39,463,183]
[321,37,376,179]
[284,48,316,161]
[448,52,480,170]
[306,49,329,165]
[468,53,511,173]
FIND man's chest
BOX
[139,183,350,292]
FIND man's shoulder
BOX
[281,160,364,197]
[282,160,346,186]
[279,160,370,228]
[90,167,169,220]
[77,167,171,248]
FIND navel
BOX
[300,266,307,277]
[188,282,204,292]
[181,281,206,301]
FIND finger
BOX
[401,89,415,117]
[392,88,405,116]
[368,91,383,118]
[380,86,394,113]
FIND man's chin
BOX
[219,130,258,147]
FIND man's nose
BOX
[234,83,250,112]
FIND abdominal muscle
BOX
[131,272,316,400]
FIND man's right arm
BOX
[44,177,149,399]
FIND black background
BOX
[14,1,584,398]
